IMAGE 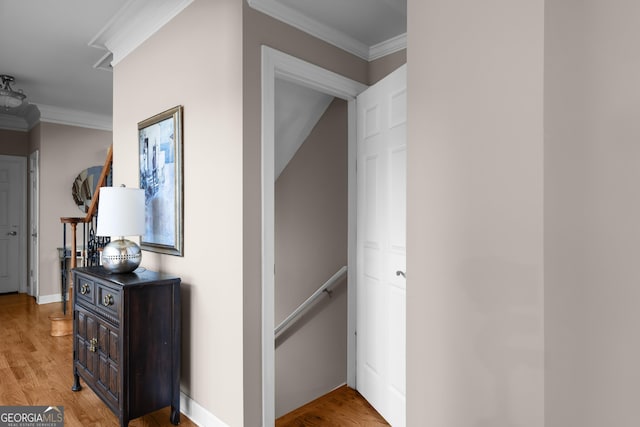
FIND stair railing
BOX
[274,265,348,340]
[59,145,113,314]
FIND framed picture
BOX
[138,105,183,256]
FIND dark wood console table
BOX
[71,266,181,427]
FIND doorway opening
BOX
[274,82,348,417]
[261,46,367,425]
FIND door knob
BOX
[396,270,406,278]
[7,231,17,236]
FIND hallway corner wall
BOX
[407,0,545,425]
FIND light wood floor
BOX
[1,292,389,426]
[0,293,197,427]
[276,385,389,427]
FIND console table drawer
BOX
[96,284,120,315]
[76,277,95,305]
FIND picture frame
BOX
[138,105,183,256]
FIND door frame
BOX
[29,150,39,298]
[260,46,367,426]
[0,154,27,294]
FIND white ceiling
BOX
[0,0,129,129]
[0,0,406,136]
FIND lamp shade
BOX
[96,187,145,237]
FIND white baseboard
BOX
[37,293,64,305]
[180,392,229,427]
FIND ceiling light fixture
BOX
[0,75,26,109]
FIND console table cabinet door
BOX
[97,319,119,407]
[76,309,98,382]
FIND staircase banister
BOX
[274,265,348,340]
[83,144,113,222]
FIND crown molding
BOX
[93,51,114,72]
[0,104,111,132]
[89,0,194,66]
[38,104,112,131]
[369,32,407,61]
[248,0,370,60]
[248,0,406,61]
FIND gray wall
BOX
[408,0,640,425]
[545,1,640,426]
[407,0,544,425]
[275,98,348,417]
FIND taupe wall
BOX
[113,1,244,425]
[407,0,544,425]
[0,129,29,156]
[38,122,111,299]
[275,98,348,417]
[545,1,640,426]
[369,49,406,85]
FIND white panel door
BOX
[0,156,26,294]
[356,64,406,426]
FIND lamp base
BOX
[101,239,142,274]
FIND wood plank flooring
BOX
[1,292,389,426]
[0,293,197,427]
[276,385,389,427]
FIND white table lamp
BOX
[96,186,145,273]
